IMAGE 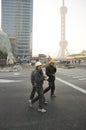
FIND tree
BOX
[0,50,7,59]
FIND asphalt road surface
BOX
[0,67,86,130]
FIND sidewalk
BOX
[57,61,86,69]
[71,61,86,69]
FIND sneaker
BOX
[28,100,32,107]
[51,94,56,97]
[38,108,46,113]
[44,101,48,104]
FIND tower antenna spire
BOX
[63,0,64,6]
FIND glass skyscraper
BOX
[1,0,33,57]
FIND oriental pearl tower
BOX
[58,0,70,59]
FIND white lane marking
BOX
[13,72,20,75]
[0,79,22,83]
[56,77,86,94]
[73,76,86,78]
[79,78,86,81]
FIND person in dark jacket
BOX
[45,59,57,97]
[29,61,47,113]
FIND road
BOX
[0,67,86,130]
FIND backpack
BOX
[31,70,36,85]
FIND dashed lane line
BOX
[73,75,86,78]
[78,78,86,81]
[0,79,22,83]
[56,77,86,94]
[13,72,20,75]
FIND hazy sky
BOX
[33,0,86,57]
[0,0,86,57]
[0,0,1,27]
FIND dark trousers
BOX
[48,80,55,95]
[30,86,36,100]
[37,87,44,109]
[31,87,48,103]
[31,80,55,104]
[44,80,55,95]
[31,86,45,109]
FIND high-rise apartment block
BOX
[1,0,33,57]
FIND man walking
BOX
[45,59,57,97]
[29,61,47,113]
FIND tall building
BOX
[58,0,70,59]
[1,0,33,57]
